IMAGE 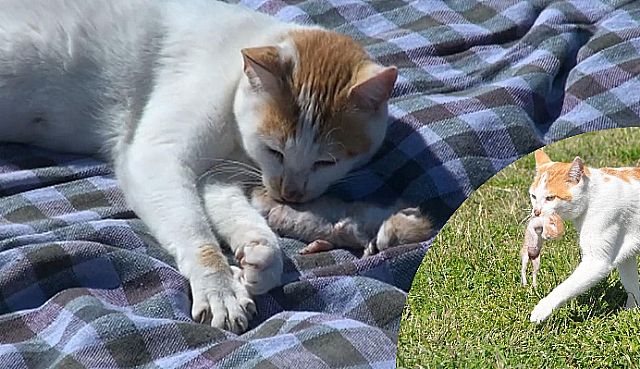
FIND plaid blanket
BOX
[1,0,639,368]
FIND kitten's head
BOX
[529,149,589,220]
[233,29,397,203]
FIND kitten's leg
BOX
[531,256,540,288]
[252,189,431,255]
[617,257,640,309]
[365,208,432,256]
[201,181,283,295]
[300,240,335,254]
[530,259,613,323]
[116,150,254,333]
[250,187,366,252]
[521,250,529,287]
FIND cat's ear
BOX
[241,46,283,95]
[534,149,551,169]
[567,156,584,184]
[348,64,398,111]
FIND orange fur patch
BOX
[531,162,591,200]
[199,244,229,270]
[600,168,640,183]
[258,30,377,156]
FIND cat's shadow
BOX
[328,119,462,229]
[568,280,628,322]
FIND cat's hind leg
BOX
[617,257,640,309]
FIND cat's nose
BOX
[533,208,541,216]
[281,188,303,203]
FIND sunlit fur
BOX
[0,0,397,333]
[527,149,640,323]
[235,30,396,202]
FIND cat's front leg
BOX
[116,149,255,333]
[530,258,613,323]
[201,180,283,295]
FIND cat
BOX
[520,212,564,288]
[249,186,432,255]
[0,0,400,333]
[528,149,640,323]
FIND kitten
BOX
[520,212,564,288]
[250,187,432,255]
[528,149,640,323]
[0,0,398,333]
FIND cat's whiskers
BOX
[199,158,263,175]
[321,127,341,143]
[206,165,263,178]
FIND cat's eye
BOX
[313,159,337,170]
[546,195,556,201]
[530,194,536,199]
[267,147,284,162]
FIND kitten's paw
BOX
[266,204,290,231]
[190,266,256,334]
[300,239,335,254]
[235,240,283,295]
[365,208,432,256]
[249,187,279,216]
[530,299,554,323]
[331,219,368,248]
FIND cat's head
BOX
[529,149,589,220]
[233,29,397,203]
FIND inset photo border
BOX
[399,128,640,368]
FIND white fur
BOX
[529,166,640,323]
[0,0,389,333]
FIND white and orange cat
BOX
[0,0,405,333]
[528,149,640,323]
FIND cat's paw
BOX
[364,207,432,256]
[235,240,283,295]
[625,294,639,309]
[190,265,256,334]
[529,299,554,323]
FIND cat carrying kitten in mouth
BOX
[0,0,430,333]
[528,149,640,323]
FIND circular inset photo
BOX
[399,128,640,368]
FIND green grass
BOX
[398,128,640,368]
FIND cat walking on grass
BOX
[527,149,640,323]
